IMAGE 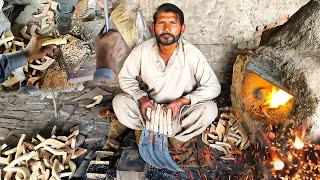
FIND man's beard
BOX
[155,33,181,46]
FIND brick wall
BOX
[122,0,309,85]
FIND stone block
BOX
[0,128,10,140]
[0,110,29,119]
[60,104,76,117]
[26,96,51,105]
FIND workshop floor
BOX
[0,83,120,142]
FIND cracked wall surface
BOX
[123,0,309,84]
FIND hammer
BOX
[103,0,109,33]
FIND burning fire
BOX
[272,157,285,170]
[293,136,304,149]
[265,87,293,108]
[259,123,319,179]
[269,145,285,171]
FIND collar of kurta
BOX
[152,38,186,72]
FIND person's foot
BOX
[168,136,214,168]
[102,138,120,151]
[134,130,142,143]
[100,106,128,151]
[168,137,198,167]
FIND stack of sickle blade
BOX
[138,103,184,172]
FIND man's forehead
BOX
[156,12,179,21]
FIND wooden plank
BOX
[86,173,107,179]
[116,171,145,180]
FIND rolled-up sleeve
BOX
[183,51,221,105]
[118,46,147,101]
[0,51,27,83]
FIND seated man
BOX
[113,3,220,144]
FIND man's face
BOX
[154,12,185,46]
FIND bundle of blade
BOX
[138,103,184,172]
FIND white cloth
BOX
[113,37,221,142]
[113,93,218,142]
[118,38,221,105]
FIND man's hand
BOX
[24,35,56,62]
[165,97,191,120]
[139,96,156,122]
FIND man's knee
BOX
[201,101,218,126]
[112,93,143,130]
[112,93,131,110]
[112,93,132,122]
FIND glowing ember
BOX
[265,87,293,108]
[293,136,304,149]
[260,124,320,179]
[272,158,285,170]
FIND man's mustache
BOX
[159,33,175,38]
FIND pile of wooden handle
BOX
[0,125,86,179]
[202,107,250,161]
[146,104,174,137]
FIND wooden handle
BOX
[41,38,67,47]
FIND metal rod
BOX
[51,91,58,119]
[103,0,109,33]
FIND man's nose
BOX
[163,23,171,32]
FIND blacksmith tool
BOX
[138,104,184,172]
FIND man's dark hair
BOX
[153,3,184,25]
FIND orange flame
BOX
[269,146,284,171]
[293,135,304,149]
[265,87,293,108]
[272,157,285,170]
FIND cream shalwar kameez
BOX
[113,38,221,142]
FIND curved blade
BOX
[138,129,160,168]
[138,129,149,162]
[154,107,176,171]
[162,136,185,172]
[153,133,173,170]
[147,132,162,168]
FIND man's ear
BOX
[181,24,186,34]
[150,23,155,36]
